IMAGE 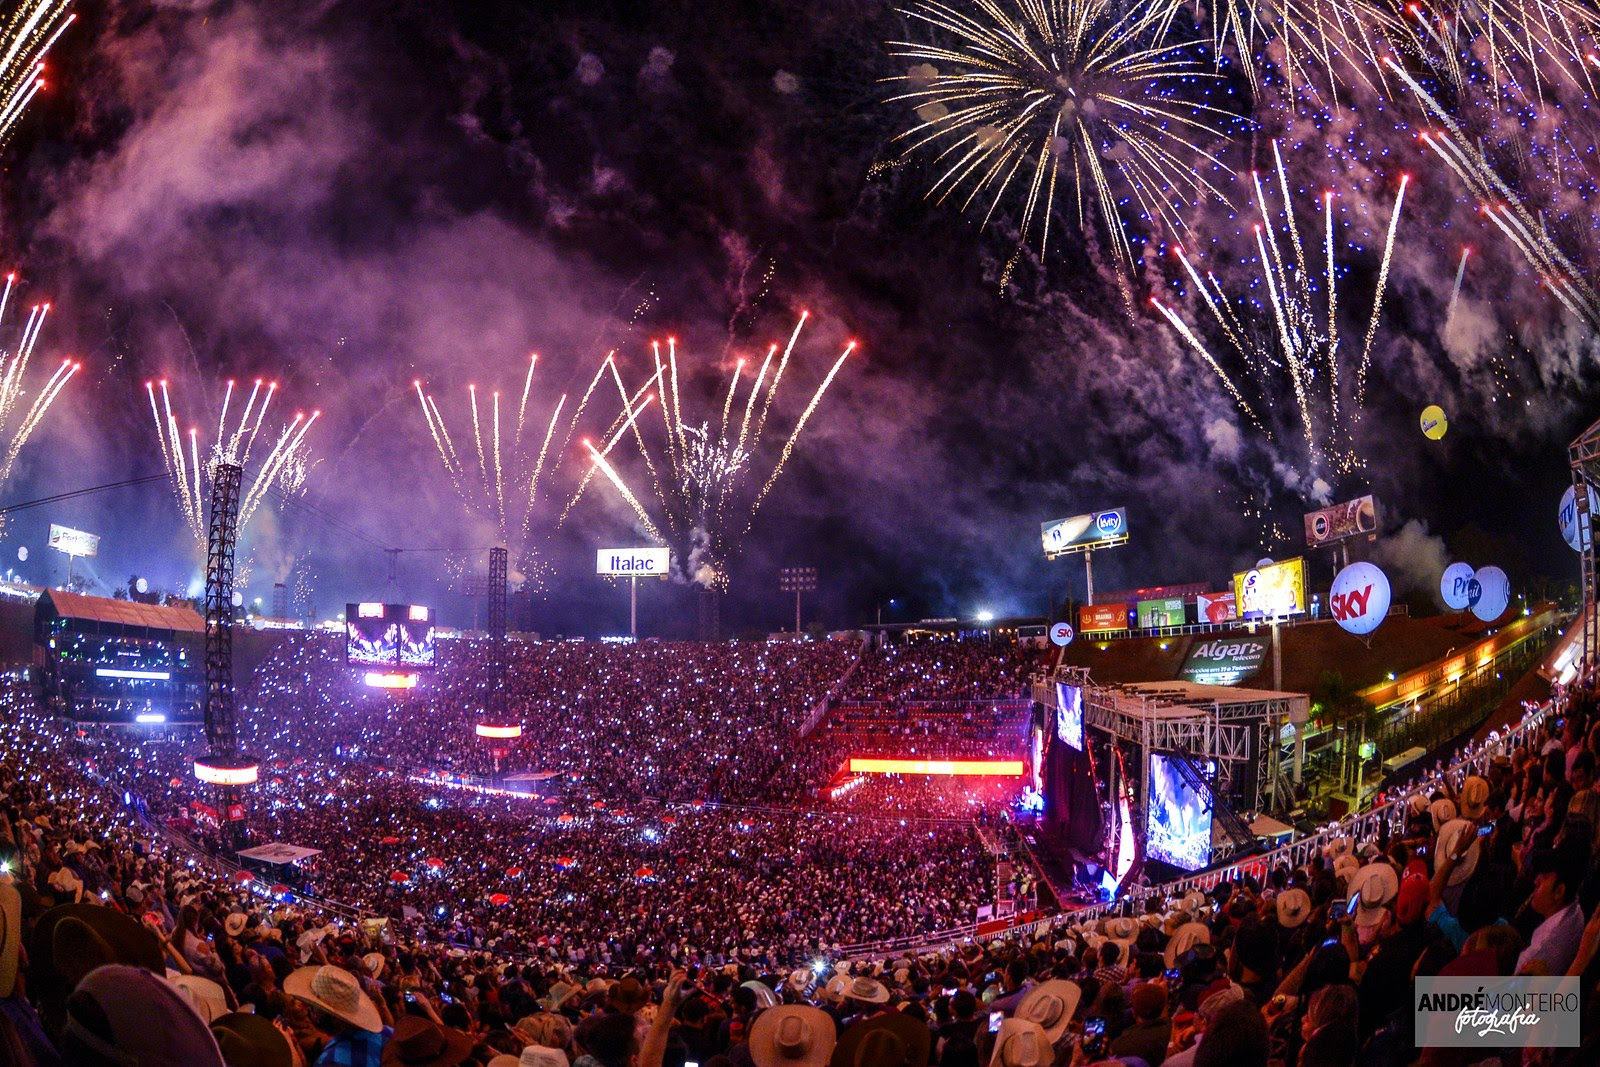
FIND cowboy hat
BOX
[224,913,249,938]
[518,1049,567,1067]
[1014,979,1080,1042]
[364,952,387,979]
[1323,836,1354,860]
[1429,798,1458,831]
[830,1013,930,1067]
[1459,776,1491,820]
[742,979,781,1010]
[285,965,382,1033]
[64,964,226,1067]
[1163,921,1211,968]
[1275,889,1312,929]
[1333,855,1360,884]
[1103,917,1138,940]
[173,974,232,1024]
[989,1018,1052,1067]
[537,981,577,1012]
[211,1011,296,1067]
[381,1015,474,1066]
[0,883,19,998]
[750,1004,836,1067]
[1435,819,1482,886]
[841,976,889,1004]
[1349,863,1400,928]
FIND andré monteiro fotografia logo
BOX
[1413,976,1580,1048]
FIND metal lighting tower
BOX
[1569,417,1600,670]
[193,462,258,842]
[475,546,520,769]
[780,566,817,634]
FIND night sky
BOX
[0,0,1591,636]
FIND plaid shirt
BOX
[315,1026,390,1067]
[1093,964,1128,986]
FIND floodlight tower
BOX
[192,462,258,846]
[474,547,520,774]
[1568,418,1600,670]
[779,566,817,635]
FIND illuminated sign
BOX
[1041,508,1128,557]
[1079,603,1131,632]
[134,713,166,724]
[1233,558,1307,620]
[193,760,260,786]
[596,547,670,576]
[1136,597,1186,629]
[848,758,1025,776]
[1196,591,1237,624]
[475,723,523,738]
[1179,634,1269,686]
[94,668,172,681]
[364,672,418,689]
[408,605,429,621]
[357,602,385,617]
[48,524,99,558]
[1303,495,1378,547]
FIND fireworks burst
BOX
[145,376,320,551]
[1152,147,1407,493]
[0,1,72,147]
[0,274,78,503]
[578,312,854,588]
[414,351,627,588]
[886,0,1248,288]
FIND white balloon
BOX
[16,546,26,562]
[1331,562,1392,636]
[1470,566,1510,622]
[1558,484,1599,552]
[1440,562,1476,611]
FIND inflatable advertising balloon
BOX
[1470,565,1511,623]
[1440,562,1475,611]
[1330,562,1392,637]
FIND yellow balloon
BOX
[1420,404,1448,440]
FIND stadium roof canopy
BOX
[38,590,204,634]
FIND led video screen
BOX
[1145,753,1213,871]
[1055,682,1083,751]
[346,603,432,670]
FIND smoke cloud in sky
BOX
[0,0,1589,633]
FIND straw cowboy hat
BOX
[284,965,383,1032]
[989,1019,1053,1067]
[1435,819,1482,886]
[749,1004,836,1067]
[1164,921,1211,968]
[1275,889,1312,929]
[224,913,249,938]
[1323,836,1354,861]
[1103,917,1138,940]
[1333,855,1360,884]
[1429,799,1458,832]
[1014,979,1081,1043]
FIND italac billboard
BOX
[1079,603,1131,632]
[596,547,670,576]
[1233,557,1308,620]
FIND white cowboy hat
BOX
[1014,980,1080,1043]
[171,974,230,1024]
[1164,921,1211,968]
[1275,889,1312,929]
[1350,863,1400,928]
[989,1018,1053,1067]
[749,1004,836,1067]
[1435,819,1482,886]
[841,976,889,1004]
[1429,798,1458,832]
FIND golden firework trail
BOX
[144,375,319,548]
[1152,148,1407,488]
[0,1,73,147]
[414,352,624,580]
[0,283,77,495]
[886,0,1246,287]
[578,313,854,586]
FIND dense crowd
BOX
[237,635,858,801]
[842,639,1037,702]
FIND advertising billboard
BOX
[596,547,671,576]
[346,603,434,670]
[1304,495,1379,547]
[48,524,100,558]
[1146,753,1213,871]
[1136,597,1186,629]
[1195,591,1237,625]
[1233,558,1308,620]
[1079,603,1131,632]
[1041,508,1128,557]
[1055,682,1083,751]
[1179,633,1270,686]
